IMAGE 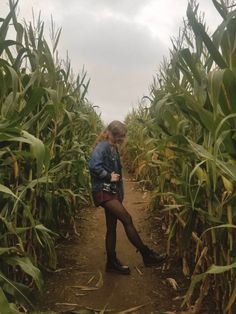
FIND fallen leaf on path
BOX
[87,275,96,284]
[98,302,109,314]
[162,223,167,231]
[70,271,103,291]
[70,285,99,291]
[95,271,103,288]
[166,278,179,290]
[142,192,148,199]
[135,266,143,275]
[153,216,162,221]
[85,306,114,313]
[172,295,185,301]
[55,302,78,306]
[179,307,197,314]
[116,303,149,314]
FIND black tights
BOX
[102,199,146,257]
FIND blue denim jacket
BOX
[88,140,124,200]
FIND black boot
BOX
[106,253,130,275]
[141,246,167,267]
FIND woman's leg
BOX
[102,199,146,252]
[102,199,167,268]
[104,208,117,257]
[104,205,130,274]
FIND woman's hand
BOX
[111,171,120,182]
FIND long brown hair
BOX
[95,120,127,145]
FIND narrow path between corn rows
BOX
[35,174,187,314]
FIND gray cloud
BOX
[56,0,148,18]
[2,0,222,122]
[60,14,166,68]
[56,10,167,122]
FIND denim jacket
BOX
[88,140,124,200]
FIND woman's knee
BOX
[103,201,133,226]
[121,212,133,227]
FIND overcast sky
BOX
[2,0,222,122]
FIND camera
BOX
[102,183,117,194]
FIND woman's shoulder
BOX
[95,140,110,151]
[100,140,110,146]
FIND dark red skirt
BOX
[92,190,121,207]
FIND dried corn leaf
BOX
[86,306,113,313]
[70,271,103,291]
[87,275,96,284]
[70,285,98,291]
[166,277,179,290]
[182,256,190,277]
[172,295,185,301]
[55,302,78,306]
[95,271,103,288]
[116,303,148,314]
[135,266,143,275]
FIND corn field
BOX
[124,1,236,313]
[2,0,236,313]
[0,1,102,312]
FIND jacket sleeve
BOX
[88,143,111,181]
[117,151,124,200]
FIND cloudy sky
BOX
[2,0,222,122]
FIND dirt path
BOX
[35,176,188,314]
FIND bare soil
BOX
[34,175,213,314]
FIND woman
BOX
[88,120,166,275]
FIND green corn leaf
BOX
[53,27,62,54]
[4,256,43,290]
[221,69,236,115]
[212,0,228,20]
[81,78,91,101]
[0,184,19,200]
[0,271,33,309]
[0,247,18,256]
[200,223,236,239]
[22,130,46,176]
[15,22,24,52]
[0,62,19,101]
[37,22,44,51]
[187,3,227,69]
[208,69,224,113]
[225,280,236,312]
[188,139,236,180]
[180,48,201,84]
[183,262,236,306]
[12,47,28,70]
[0,286,20,314]
[35,224,58,237]
[28,23,36,48]
[0,0,19,43]
[0,40,21,55]
[18,87,44,119]
[2,279,34,308]
[0,128,46,176]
